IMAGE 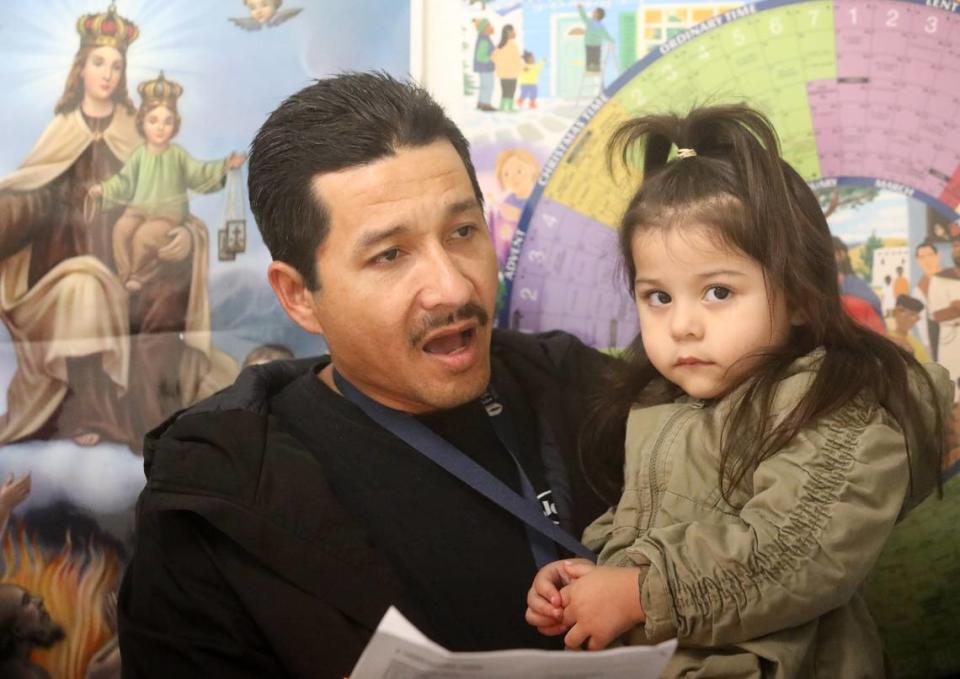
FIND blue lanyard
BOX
[332,369,595,567]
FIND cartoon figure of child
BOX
[89,73,245,292]
[491,148,539,267]
[889,294,931,362]
[517,51,545,109]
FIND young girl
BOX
[89,72,245,291]
[525,105,953,676]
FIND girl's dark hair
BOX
[498,24,514,48]
[582,104,944,507]
[55,46,136,116]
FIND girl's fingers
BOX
[562,560,595,579]
[526,587,563,619]
[533,577,563,609]
[564,623,589,651]
[536,622,569,637]
[525,608,561,628]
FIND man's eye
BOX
[452,225,475,239]
[374,248,401,264]
[647,290,671,306]
[704,286,731,302]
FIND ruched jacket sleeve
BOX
[628,398,911,646]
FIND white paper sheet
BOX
[351,607,677,679]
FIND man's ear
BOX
[267,261,324,335]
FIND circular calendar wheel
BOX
[500,0,960,349]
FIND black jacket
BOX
[118,330,611,678]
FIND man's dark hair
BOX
[594,7,606,20]
[916,239,937,256]
[248,71,483,290]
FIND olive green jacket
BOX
[583,353,953,678]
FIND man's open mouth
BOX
[423,327,476,355]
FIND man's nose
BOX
[419,248,472,310]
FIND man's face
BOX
[309,141,498,413]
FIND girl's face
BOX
[631,225,797,399]
[82,46,124,102]
[247,0,278,23]
[143,105,176,147]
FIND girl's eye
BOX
[373,248,401,264]
[646,290,671,306]
[704,286,731,302]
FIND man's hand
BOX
[525,558,593,636]
[560,563,645,651]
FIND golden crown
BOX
[76,2,139,51]
[137,72,183,110]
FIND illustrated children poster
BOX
[414,0,960,677]
[0,2,409,676]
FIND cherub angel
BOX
[229,0,302,31]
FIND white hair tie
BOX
[676,148,698,159]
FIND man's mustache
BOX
[410,302,489,348]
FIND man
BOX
[0,584,65,679]
[914,240,941,360]
[117,72,610,678]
